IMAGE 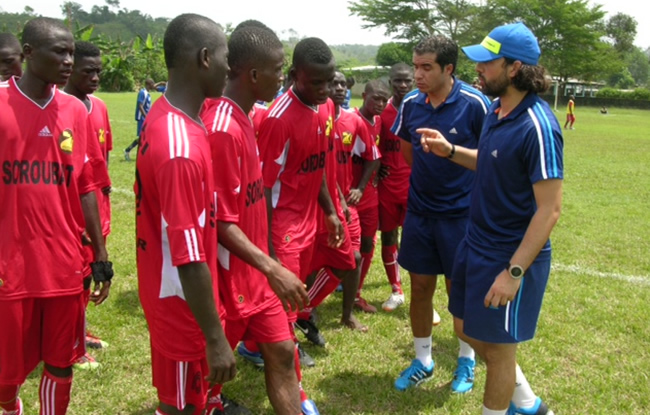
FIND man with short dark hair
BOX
[350,80,388,313]
[0,17,110,415]
[420,22,562,415]
[0,33,23,81]
[134,13,235,415]
[392,34,489,394]
[63,40,114,369]
[257,35,343,400]
[377,63,413,312]
[200,24,312,415]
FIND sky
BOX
[2,0,649,48]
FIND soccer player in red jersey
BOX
[0,17,110,415]
[377,63,414,312]
[63,40,114,369]
[200,25,314,415]
[134,14,235,415]
[0,33,23,81]
[257,37,344,369]
[351,80,389,313]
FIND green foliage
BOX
[375,42,411,66]
[629,88,650,100]
[349,0,481,44]
[625,47,650,87]
[596,87,650,100]
[605,12,637,55]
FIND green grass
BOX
[19,95,650,414]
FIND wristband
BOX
[90,261,114,283]
[448,143,456,159]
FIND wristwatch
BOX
[507,263,524,280]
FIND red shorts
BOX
[566,114,575,122]
[378,197,407,232]
[309,220,356,272]
[358,205,379,238]
[222,300,292,349]
[151,345,209,413]
[347,206,361,252]
[275,245,315,323]
[0,294,85,384]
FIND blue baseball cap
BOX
[462,22,541,65]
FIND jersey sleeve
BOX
[209,131,242,223]
[523,107,564,184]
[104,108,113,152]
[391,100,411,142]
[258,117,291,189]
[156,158,208,267]
[353,117,381,161]
[77,111,102,195]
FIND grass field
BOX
[18,93,650,414]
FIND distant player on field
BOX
[124,78,155,160]
[200,25,318,415]
[351,80,388,313]
[134,14,235,415]
[377,63,413,312]
[563,94,575,130]
[392,35,489,394]
[0,33,23,81]
[0,17,111,415]
[63,40,114,369]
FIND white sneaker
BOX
[433,309,441,326]
[382,292,405,311]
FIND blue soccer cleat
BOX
[451,357,475,393]
[394,359,434,391]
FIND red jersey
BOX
[0,78,97,300]
[249,102,267,139]
[352,108,381,211]
[258,89,334,250]
[334,108,374,198]
[87,95,112,237]
[201,97,279,320]
[135,96,218,360]
[379,98,411,204]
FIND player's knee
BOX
[381,229,398,246]
[353,251,362,267]
[262,341,295,373]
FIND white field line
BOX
[111,186,650,286]
[552,263,650,286]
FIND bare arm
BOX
[418,128,478,171]
[217,221,308,311]
[178,262,236,385]
[484,179,563,308]
[401,139,413,167]
[347,159,380,205]
[264,187,278,261]
[318,173,344,248]
[80,191,110,304]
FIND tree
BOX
[625,47,650,86]
[605,12,637,55]
[348,0,480,44]
[486,0,619,87]
[375,42,411,66]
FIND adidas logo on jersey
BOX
[491,149,498,158]
[39,126,53,137]
[449,127,458,134]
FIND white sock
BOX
[512,364,537,409]
[458,337,475,360]
[414,336,433,368]
[482,405,507,415]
